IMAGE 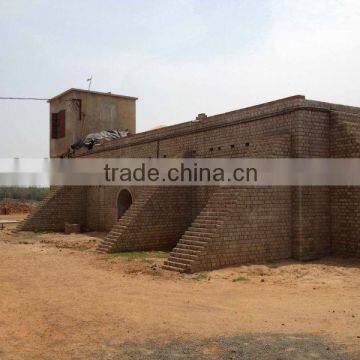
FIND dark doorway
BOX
[117,189,132,219]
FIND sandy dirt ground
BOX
[0,214,26,222]
[0,217,360,359]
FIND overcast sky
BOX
[0,0,359,157]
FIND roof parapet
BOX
[48,88,138,102]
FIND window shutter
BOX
[57,110,66,138]
[51,113,58,138]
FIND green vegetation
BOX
[147,251,169,259]
[0,187,50,201]
[104,251,168,261]
[232,276,248,282]
[192,273,209,281]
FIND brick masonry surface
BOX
[18,96,360,272]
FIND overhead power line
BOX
[0,97,49,101]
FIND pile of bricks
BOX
[0,200,35,215]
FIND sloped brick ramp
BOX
[14,186,86,232]
[14,187,62,232]
[163,187,235,273]
[97,186,194,253]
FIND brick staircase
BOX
[13,187,62,233]
[96,187,157,253]
[163,187,235,273]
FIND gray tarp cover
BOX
[71,129,129,150]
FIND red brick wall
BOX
[109,187,195,251]
[330,112,360,257]
[19,186,86,232]
[291,110,331,260]
[192,187,293,272]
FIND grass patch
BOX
[22,231,48,237]
[118,251,149,259]
[147,251,169,259]
[232,276,248,282]
[105,252,147,260]
[103,251,168,261]
[192,273,209,281]
[77,247,91,252]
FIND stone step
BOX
[106,234,121,240]
[115,220,133,227]
[108,232,124,238]
[162,264,186,273]
[181,237,209,245]
[192,219,222,226]
[111,226,127,232]
[97,241,116,249]
[167,256,194,265]
[97,246,112,252]
[170,251,198,260]
[182,228,214,241]
[177,243,205,251]
[101,239,117,245]
[107,229,121,234]
[99,239,115,245]
[172,247,202,256]
[163,260,189,270]
[185,230,213,238]
[188,225,217,233]
[191,222,218,229]
[103,237,118,243]
[195,217,223,222]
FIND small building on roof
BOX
[49,88,137,157]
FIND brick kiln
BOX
[16,90,360,272]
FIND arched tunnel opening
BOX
[117,189,132,219]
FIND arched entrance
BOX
[117,189,132,219]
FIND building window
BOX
[51,110,66,139]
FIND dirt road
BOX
[0,230,359,359]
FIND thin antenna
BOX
[86,76,92,90]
